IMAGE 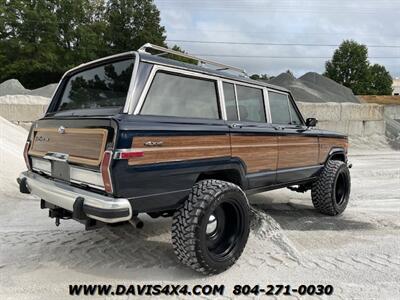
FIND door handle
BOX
[229,123,243,128]
[273,126,284,130]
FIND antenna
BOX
[138,43,248,77]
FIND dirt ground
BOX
[0,147,399,299]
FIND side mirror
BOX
[306,117,318,127]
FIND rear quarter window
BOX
[140,72,220,119]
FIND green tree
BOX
[0,0,167,88]
[250,74,269,80]
[368,64,393,95]
[104,0,166,55]
[324,40,370,95]
[0,0,60,88]
[166,45,197,65]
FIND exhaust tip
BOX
[129,216,144,229]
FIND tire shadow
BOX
[249,192,378,232]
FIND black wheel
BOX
[311,160,351,216]
[172,179,250,275]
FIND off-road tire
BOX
[311,160,351,216]
[172,180,250,275]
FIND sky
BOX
[154,0,400,78]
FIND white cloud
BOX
[155,0,400,77]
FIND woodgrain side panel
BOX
[29,128,108,166]
[128,135,231,165]
[278,136,319,169]
[231,135,278,173]
[318,137,348,163]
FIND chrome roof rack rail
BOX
[138,43,248,77]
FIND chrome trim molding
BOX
[20,171,131,223]
[31,157,104,189]
[217,80,227,120]
[124,52,140,114]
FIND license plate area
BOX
[51,161,70,181]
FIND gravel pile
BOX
[268,72,359,103]
[0,95,50,105]
[0,79,57,98]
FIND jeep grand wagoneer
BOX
[18,44,351,274]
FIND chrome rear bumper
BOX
[18,171,132,223]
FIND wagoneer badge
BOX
[35,135,49,142]
[58,126,65,134]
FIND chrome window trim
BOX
[133,62,289,123]
[67,51,136,74]
[139,58,289,93]
[234,84,240,120]
[221,79,269,123]
[263,88,272,123]
[222,77,268,90]
[217,80,227,120]
[124,52,140,113]
[133,65,223,118]
[221,82,240,121]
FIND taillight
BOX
[23,141,31,170]
[101,150,113,193]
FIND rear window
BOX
[55,59,135,112]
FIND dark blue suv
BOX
[18,44,351,274]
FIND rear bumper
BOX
[18,171,132,223]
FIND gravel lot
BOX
[0,122,399,299]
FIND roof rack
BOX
[138,43,248,77]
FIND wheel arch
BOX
[326,147,347,163]
[196,166,247,190]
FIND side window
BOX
[288,98,302,125]
[268,91,291,124]
[223,82,239,121]
[236,85,266,123]
[140,72,220,119]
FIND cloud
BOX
[155,0,400,78]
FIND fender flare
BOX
[325,147,347,164]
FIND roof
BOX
[138,52,290,93]
[63,50,290,94]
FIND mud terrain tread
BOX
[311,160,350,216]
[172,179,248,275]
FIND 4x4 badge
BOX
[58,126,65,134]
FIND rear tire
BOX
[172,179,250,275]
[311,160,351,216]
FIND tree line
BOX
[251,40,393,95]
[0,0,166,89]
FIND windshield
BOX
[54,58,135,114]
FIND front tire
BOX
[172,180,250,275]
[311,160,351,216]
